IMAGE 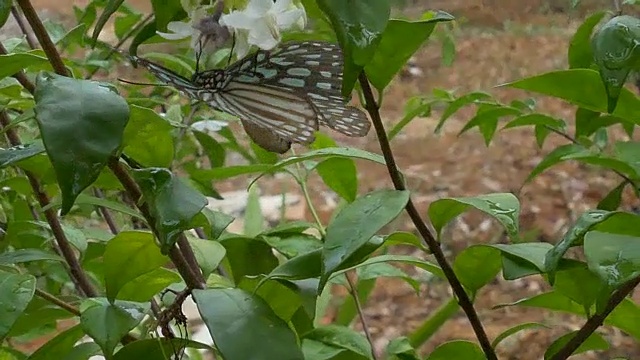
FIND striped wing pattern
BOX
[130,41,370,153]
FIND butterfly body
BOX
[129,41,370,153]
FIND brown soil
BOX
[11,0,640,359]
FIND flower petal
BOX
[247,20,279,50]
[276,8,305,30]
[272,0,293,13]
[245,0,274,16]
[220,11,256,29]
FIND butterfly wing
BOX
[245,41,371,138]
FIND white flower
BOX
[156,6,211,49]
[220,0,306,58]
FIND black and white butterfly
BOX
[128,41,371,153]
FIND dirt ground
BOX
[14,0,640,358]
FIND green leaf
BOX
[453,245,501,295]
[48,193,143,220]
[193,130,225,168]
[365,12,454,91]
[428,193,520,239]
[357,262,420,292]
[0,271,35,340]
[243,184,264,237]
[123,105,175,168]
[584,231,640,288]
[321,190,410,287]
[426,340,485,360]
[544,331,609,359]
[491,322,549,349]
[80,299,148,357]
[592,15,640,112]
[316,0,390,96]
[504,69,640,124]
[0,52,50,80]
[491,243,553,279]
[0,0,11,28]
[187,237,226,277]
[436,92,492,132]
[568,11,607,69]
[150,0,186,32]
[0,249,62,265]
[459,106,520,145]
[63,342,101,360]
[304,325,372,359]
[103,231,170,302]
[116,267,181,302]
[315,157,358,202]
[0,142,46,169]
[388,97,432,141]
[250,147,385,186]
[503,114,566,131]
[27,325,85,360]
[132,168,207,254]
[384,231,428,252]
[598,181,626,210]
[614,141,640,175]
[34,72,129,215]
[92,0,125,45]
[193,288,304,360]
[408,299,460,348]
[262,233,322,258]
[334,278,375,326]
[191,208,234,240]
[331,254,444,280]
[113,338,212,360]
[128,20,158,56]
[553,262,605,311]
[262,249,322,283]
[219,236,279,284]
[544,210,615,277]
[301,339,347,360]
[386,336,419,360]
[525,144,587,182]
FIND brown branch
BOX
[10,6,37,49]
[15,0,69,76]
[108,158,205,290]
[550,276,640,360]
[0,111,98,297]
[35,288,80,315]
[358,72,497,360]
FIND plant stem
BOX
[346,274,378,360]
[108,158,205,290]
[10,6,37,49]
[550,276,640,360]
[35,288,80,315]
[0,111,98,297]
[85,13,154,80]
[358,72,497,360]
[15,0,69,77]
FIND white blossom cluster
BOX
[156,0,307,59]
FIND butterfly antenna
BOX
[117,78,173,87]
[195,37,204,74]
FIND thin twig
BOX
[85,13,154,80]
[35,288,80,315]
[0,111,98,297]
[108,158,205,290]
[550,276,640,360]
[346,274,379,360]
[92,188,119,234]
[15,0,69,76]
[358,72,497,360]
[10,6,37,49]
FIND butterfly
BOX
[128,41,371,153]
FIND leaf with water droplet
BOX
[428,193,520,240]
[584,231,640,288]
[544,209,617,281]
[0,271,35,340]
[592,15,640,113]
